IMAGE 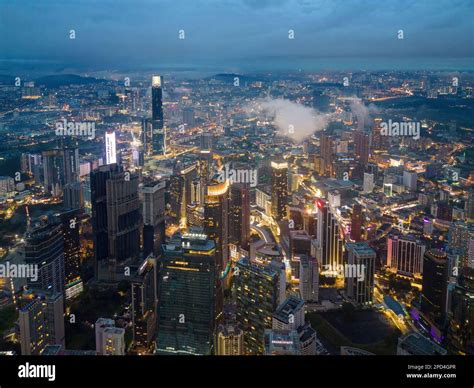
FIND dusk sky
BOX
[0,0,473,71]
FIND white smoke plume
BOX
[350,98,381,129]
[246,98,328,142]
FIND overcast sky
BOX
[0,0,473,71]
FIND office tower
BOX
[297,323,318,355]
[264,330,301,355]
[345,242,376,305]
[299,255,319,303]
[182,107,195,127]
[371,117,384,152]
[447,267,474,355]
[397,333,447,356]
[131,256,157,354]
[24,220,65,296]
[316,200,343,270]
[19,293,65,355]
[421,249,449,325]
[0,176,15,194]
[465,192,474,222]
[436,201,452,222]
[216,323,244,355]
[354,130,369,166]
[204,180,229,276]
[363,172,374,193]
[271,161,288,221]
[62,146,80,184]
[169,163,198,225]
[289,230,311,279]
[63,182,82,210]
[105,131,117,165]
[82,175,92,215]
[141,118,153,157]
[91,164,140,280]
[200,133,213,151]
[42,149,64,196]
[272,295,305,331]
[387,235,426,277]
[448,221,474,268]
[156,233,217,355]
[320,134,334,176]
[229,183,250,251]
[234,258,282,355]
[151,75,165,155]
[95,318,125,355]
[403,170,418,191]
[350,204,363,242]
[58,210,83,300]
[141,180,166,258]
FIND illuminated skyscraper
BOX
[229,183,250,251]
[350,204,363,242]
[156,233,217,355]
[387,235,426,278]
[345,242,376,305]
[216,323,244,355]
[105,131,117,165]
[320,134,335,176]
[354,130,369,166]
[316,199,343,271]
[271,161,288,221]
[151,75,165,155]
[141,180,166,258]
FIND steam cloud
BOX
[350,98,381,129]
[246,98,328,142]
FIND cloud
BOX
[246,97,328,142]
[350,98,381,129]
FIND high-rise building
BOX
[151,75,165,155]
[272,295,305,331]
[141,180,166,258]
[363,172,374,193]
[229,183,250,251]
[447,267,474,355]
[19,293,65,355]
[131,256,157,354]
[141,118,153,157]
[234,258,282,355]
[354,130,369,166]
[387,235,426,277]
[299,255,319,303]
[403,170,418,191]
[316,199,343,271]
[320,134,335,176]
[350,204,363,242]
[271,161,288,221]
[24,220,65,296]
[204,180,229,277]
[95,318,125,355]
[63,182,83,210]
[263,330,301,355]
[448,221,474,268]
[156,233,217,355]
[58,210,83,300]
[421,249,449,325]
[216,323,244,355]
[105,131,117,165]
[345,242,376,305]
[90,164,140,280]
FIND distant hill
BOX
[210,73,261,83]
[34,74,107,88]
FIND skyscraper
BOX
[234,258,282,355]
[141,180,166,258]
[316,199,343,271]
[229,183,250,251]
[90,164,140,280]
[320,134,335,176]
[363,172,374,193]
[19,293,65,355]
[350,203,363,242]
[354,130,369,166]
[387,235,426,278]
[271,161,288,221]
[151,75,165,155]
[156,233,217,355]
[131,256,157,354]
[345,242,376,305]
[299,255,319,303]
[216,323,244,355]
[95,318,125,355]
[421,249,449,326]
[24,219,65,296]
